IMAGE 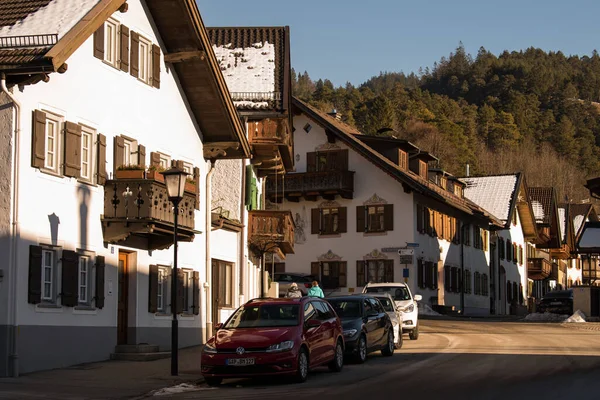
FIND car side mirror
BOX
[414,294,422,302]
[306,319,321,329]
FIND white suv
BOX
[362,282,422,340]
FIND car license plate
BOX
[226,358,255,366]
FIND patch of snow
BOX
[233,100,270,109]
[523,312,568,322]
[152,383,207,396]
[574,215,585,236]
[564,310,587,323]
[213,42,276,96]
[531,201,545,223]
[418,303,441,316]
[558,208,566,242]
[462,175,517,222]
[0,0,100,40]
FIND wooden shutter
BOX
[432,263,439,289]
[175,160,184,170]
[192,271,200,315]
[32,110,46,168]
[152,44,161,88]
[339,149,349,171]
[311,262,320,281]
[383,204,394,231]
[338,262,347,287]
[306,152,317,172]
[384,260,394,282]
[96,134,107,184]
[150,151,161,167]
[311,208,320,234]
[417,259,424,288]
[444,266,451,292]
[428,209,434,237]
[356,206,366,232]
[416,204,423,234]
[137,144,146,168]
[193,167,200,210]
[119,25,130,72]
[28,245,43,304]
[113,136,125,171]
[93,24,104,60]
[95,256,105,309]
[325,151,338,171]
[245,165,253,206]
[337,207,347,233]
[176,269,185,314]
[356,261,366,287]
[249,177,257,211]
[148,265,158,313]
[130,31,139,78]
[61,250,79,307]
[63,121,82,178]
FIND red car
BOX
[201,297,345,386]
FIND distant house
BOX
[563,202,599,286]
[462,173,538,315]
[267,98,500,316]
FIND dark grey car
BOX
[274,272,314,297]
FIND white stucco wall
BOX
[212,159,242,222]
[0,93,13,328]
[496,212,528,314]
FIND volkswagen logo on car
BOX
[236,347,245,355]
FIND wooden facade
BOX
[266,170,355,202]
[248,210,295,259]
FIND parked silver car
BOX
[369,293,403,349]
[273,272,315,297]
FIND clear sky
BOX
[197,0,600,87]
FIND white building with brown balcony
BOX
[0,0,250,376]
[268,98,501,316]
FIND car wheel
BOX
[395,328,403,349]
[328,340,344,372]
[355,334,367,364]
[409,323,419,340]
[205,377,222,387]
[381,330,394,356]
[295,348,309,383]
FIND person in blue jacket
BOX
[307,280,324,298]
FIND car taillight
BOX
[304,283,311,288]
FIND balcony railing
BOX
[101,178,197,250]
[528,258,552,280]
[550,244,571,260]
[248,210,295,257]
[266,170,355,202]
[248,118,293,171]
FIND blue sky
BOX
[197,0,600,87]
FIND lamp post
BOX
[161,166,188,376]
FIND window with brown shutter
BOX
[416,204,423,234]
[28,245,43,304]
[398,150,408,170]
[311,208,320,234]
[150,151,161,167]
[428,208,434,237]
[419,160,427,177]
[339,262,347,287]
[192,271,200,315]
[96,134,107,184]
[444,266,451,292]
[32,110,46,169]
[306,152,317,172]
[417,259,424,288]
[148,265,158,313]
[356,206,366,232]
[130,31,140,78]
[113,136,125,172]
[63,121,82,178]
[383,204,394,231]
[193,167,200,210]
[61,250,79,307]
[337,207,347,233]
[93,24,104,60]
[356,261,366,287]
[384,260,394,282]
[152,44,161,88]
[120,25,130,72]
[138,144,146,168]
[176,269,185,314]
[95,256,105,309]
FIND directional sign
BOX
[381,247,404,253]
[398,249,414,256]
[399,255,413,264]
[405,242,420,248]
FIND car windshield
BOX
[376,297,395,312]
[365,286,411,301]
[223,304,300,328]
[328,300,361,318]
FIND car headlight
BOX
[266,340,295,353]
[203,343,217,354]
[343,329,358,337]
[404,304,414,313]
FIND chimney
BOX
[466,163,470,177]
[327,108,342,121]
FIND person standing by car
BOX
[285,282,303,298]
[307,281,324,298]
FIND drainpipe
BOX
[1,74,21,377]
[204,160,216,343]
[239,161,247,303]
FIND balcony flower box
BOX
[185,179,196,193]
[146,169,165,183]
[115,167,145,179]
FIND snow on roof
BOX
[558,207,566,242]
[574,215,585,236]
[462,175,517,222]
[213,41,276,109]
[531,201,545,223]
[0,0,100,40]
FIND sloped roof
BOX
[528,187,554,225]
[0,0,52,27]
[558,207,567,243]
[461,174,518,222]
[293,98,503,227]
[560,203,595,240]
[207,27,290,113]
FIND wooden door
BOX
[117,252,129,345]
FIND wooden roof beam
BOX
[164,50,206,64]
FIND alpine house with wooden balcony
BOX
[0,0,249,376]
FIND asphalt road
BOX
[154,319,600,400]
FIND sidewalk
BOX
[0,346,204,400]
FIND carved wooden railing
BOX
[248,210,295,254]
[266,170,355,196]
[527,258,552,280]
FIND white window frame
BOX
[79,125,96,183]
[158,153,171,170]
[78,255,90,304]
[157,267,169,313]
[43,112,63,174]
[104,18,119,68]
[182,162,193,178]
[138,35,152,85]
[122,136,139,167]
[41,249,55,302]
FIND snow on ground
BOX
[152,383,209,396]
[418,303,441,316]
[564,310,587,323]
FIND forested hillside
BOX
[293,45,600,202]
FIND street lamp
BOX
[161,166,188,376]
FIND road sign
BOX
[405,242,420,248]
[403,268,409,278]
[381,247,403,253]
[399,255,413,264]
[398,249,414,256]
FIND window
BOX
[365,260,394,283]
[182,269,192,313]
[419,160,427,177]
[157,267,169,313]
[44,113,62,173]
[304,302,316,322]
[138,35,152,84]
[312,207,347,235]
[79,125,95,182]
[398,150,408,170]
[462,224,471,246]
[454,185,463,198]
[506,239,512,261]
[159,153,171,170]
[306,150,349,172]
[122,137,138,166]
[482,274,489,296]
[464,270,472,294]
[215,261,233,308]
[499,237,505,259]
[104,18,119,67]
[41,249,54,301]
[367,205,385,232]
[78,256,90,304]
[312,261,347,289]
[182,162,193,177]
[314,301,334,320]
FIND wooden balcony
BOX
[248,210,295,259]
[249,118,294,176]
[266,170,355,202]
[550,244,571,260]
[101,178,198,251]
[528,258,552,280]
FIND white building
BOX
[462,173,538,315]
[561,202,598,286]
[268,98,501,316]
[0,0,250,376]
